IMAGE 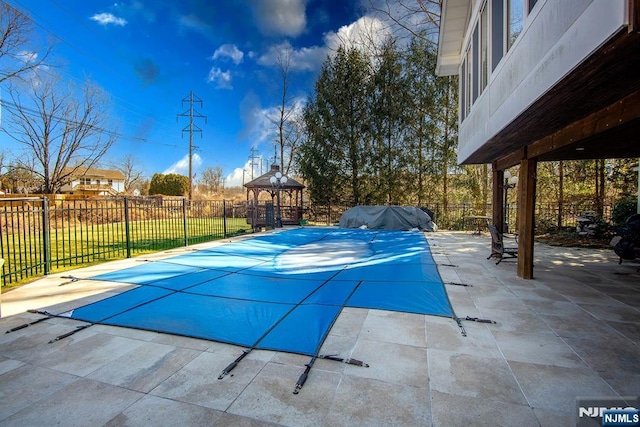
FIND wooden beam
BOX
[517,158,537,279]
[492,163,505,234]
[495,148,526,171]
[528,90,640,159]
[631,0,640,32]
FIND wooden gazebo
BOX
[244,165,305,227]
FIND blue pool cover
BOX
[65,228,454,356]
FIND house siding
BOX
[457,0,627,163]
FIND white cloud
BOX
[224,159,264,188]
[207,67,233,89]
[258,41,327,72]
[90,13,128,26]
[248,0,306,37]
[212,44,244,65]
[163,153,202,175]
[324,15,391,52]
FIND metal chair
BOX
[487,224,518,264]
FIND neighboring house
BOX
[60,168,125,196]
[436,0,640,278]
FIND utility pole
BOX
[177,92,207,200]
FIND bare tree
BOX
[369,0,442,45]
[3,75,116,193]
[267,45,305,175]
[109,154,144,194]
[0,1,52,84]
[198,166,223,195]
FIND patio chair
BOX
[487,224,518,264]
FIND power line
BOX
[177,92,207,200]
[3,0,179,140]
[0,98,177,147]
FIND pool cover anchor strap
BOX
[59,276,81,286]
[49,323,93,343]
[454,317,467,337]
[318,354,370,367]
[218,349,251,380]
[464,316,496,324]
[445,282,472,287]
[4,310,56,334]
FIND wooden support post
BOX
[492,163,505,234]
[517,158,537,279]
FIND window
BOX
[466,47,472,115]
[480,4,489,92]
[472,24,479,103]
[461,59,467,122]
[508,0,524,50]
[491,0,504,71]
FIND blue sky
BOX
[1,0,402,188]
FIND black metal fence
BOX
[0,196,615,288]
[303,202,614,233]
[1,197,252,288]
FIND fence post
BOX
[41,197,51,275]
[223,200,227,238]
[124,197,131,258]
[182,198,188,247]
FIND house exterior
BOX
[437,0,640,278]
[59,167,125,196]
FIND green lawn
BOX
[1,217,252,289]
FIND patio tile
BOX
[86,341,201,392]
[327,307,368,337]
[491,331,587,368]
[425,318,503,359]
[91,323,161,341]
[563,335,640,377]
[479,308,554,335]
[600,372,640,396]
[538,311,623,341]
[576,303,640,323]
[103,394,227,426]
[520,299,589,317]
[507,284,570,302]
[152,332,214,351]
[226,362,340,426]
[323,375,431,426]
[0,378,143,426]
[36,332,147,377]
[0,365,78,421]
[150,348,268,411]
[359,310,426,347]
[605,320,640,344]
[430,390,539,427]
[428,349,527,405]
[343,339,428,387]
[533,408,573,427]
[0,358,24,376]
[509,361,618,414]
[0,318,101,364]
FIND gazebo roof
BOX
[244,165,305,190]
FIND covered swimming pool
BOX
[59,227,456,359]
